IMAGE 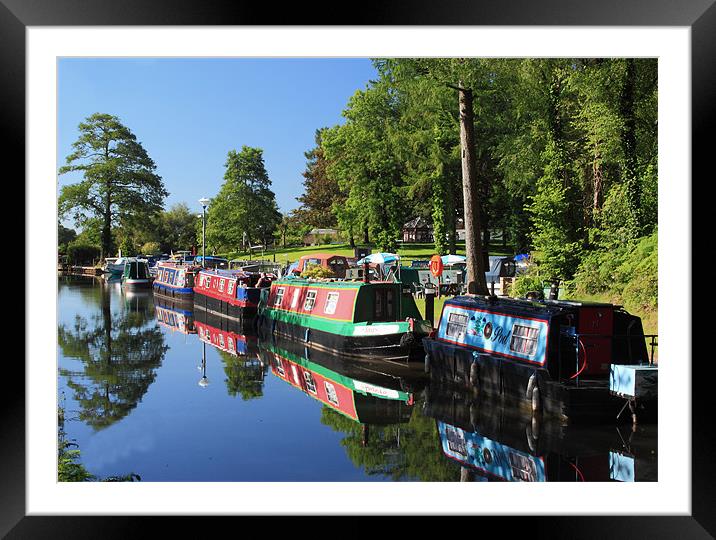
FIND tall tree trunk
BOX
[458,86,489,295]
[446,179,456,254]
[363,226,369,245]
[102,188,112,260]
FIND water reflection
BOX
[195,309,265,399]
[423,380,658,481]
[57,277,657,482]
[58,278,168,431]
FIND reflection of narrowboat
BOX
[194,309,257,357]
[423,296,654,422]
[193,269,267,323]
[259,338,420,424]
[152,261,200,300]
[121,258,152,288]
[257,278,432,360]
[154,296,196,334]
[424,381,657,482]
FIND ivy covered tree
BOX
[58,113,168,260]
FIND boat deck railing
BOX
[557,330,658,386]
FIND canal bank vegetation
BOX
[58,405,140,482]
[59,59,657,324]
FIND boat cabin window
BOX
[227,281,235,295]
[291,288,301,309]
[325,382,339,406]
[373,288,396,321]
[218,333,225,348]
[303,290,318,311]
[445,312,469,339]
[227,336,234,352]
[303,371,317,394]
[218,279,225,292]
[510,324,540,356]
[324,292,340,315]
[274,287,286,307]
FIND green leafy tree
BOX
[323,84,406,252]
[295,129,341,229]
[206,146,282,252]
[59,113,168,260]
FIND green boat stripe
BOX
[263,307,410,336]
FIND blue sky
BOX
[57,58,378,222]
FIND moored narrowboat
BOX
[423,295,656,422]
[257,277,432,361]
[193,269,269,323]
[152,261,200,300]
[121,257,152,288]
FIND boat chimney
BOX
[363,261,370,283]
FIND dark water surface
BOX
[57,276,657,482]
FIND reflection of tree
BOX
[218,350,265,400]
[58,283,168,431]
[320,398,461,481]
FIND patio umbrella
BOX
[356,252,400,265]
[441,254,466,265]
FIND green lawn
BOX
[414,295,449,328]
[221,241,514,265]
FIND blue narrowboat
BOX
[152,261,200,300]
[423,295,655,422]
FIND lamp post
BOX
[199,198,209,268]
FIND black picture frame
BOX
[6,0,707,536]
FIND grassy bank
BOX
[220,242,514,265]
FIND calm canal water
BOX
[57,276,657,482]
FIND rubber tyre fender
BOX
[526,372,542,413]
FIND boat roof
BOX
[298,253,348,261]
[445,295,618,320]
[198,268,254,279]
[273,277,394,288]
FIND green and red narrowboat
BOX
[259,338,418,425]
[257,277,432,360]
[153,261,200,300]
[193,269,268,323]
[423,295,655,422]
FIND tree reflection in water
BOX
[218,349,266,400]
[320,397,461,481]
[58,281,168,431]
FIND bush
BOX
[510,270,548,299]
[301,264,335,279]
[573,230,657,311]
[66,242,101,266]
